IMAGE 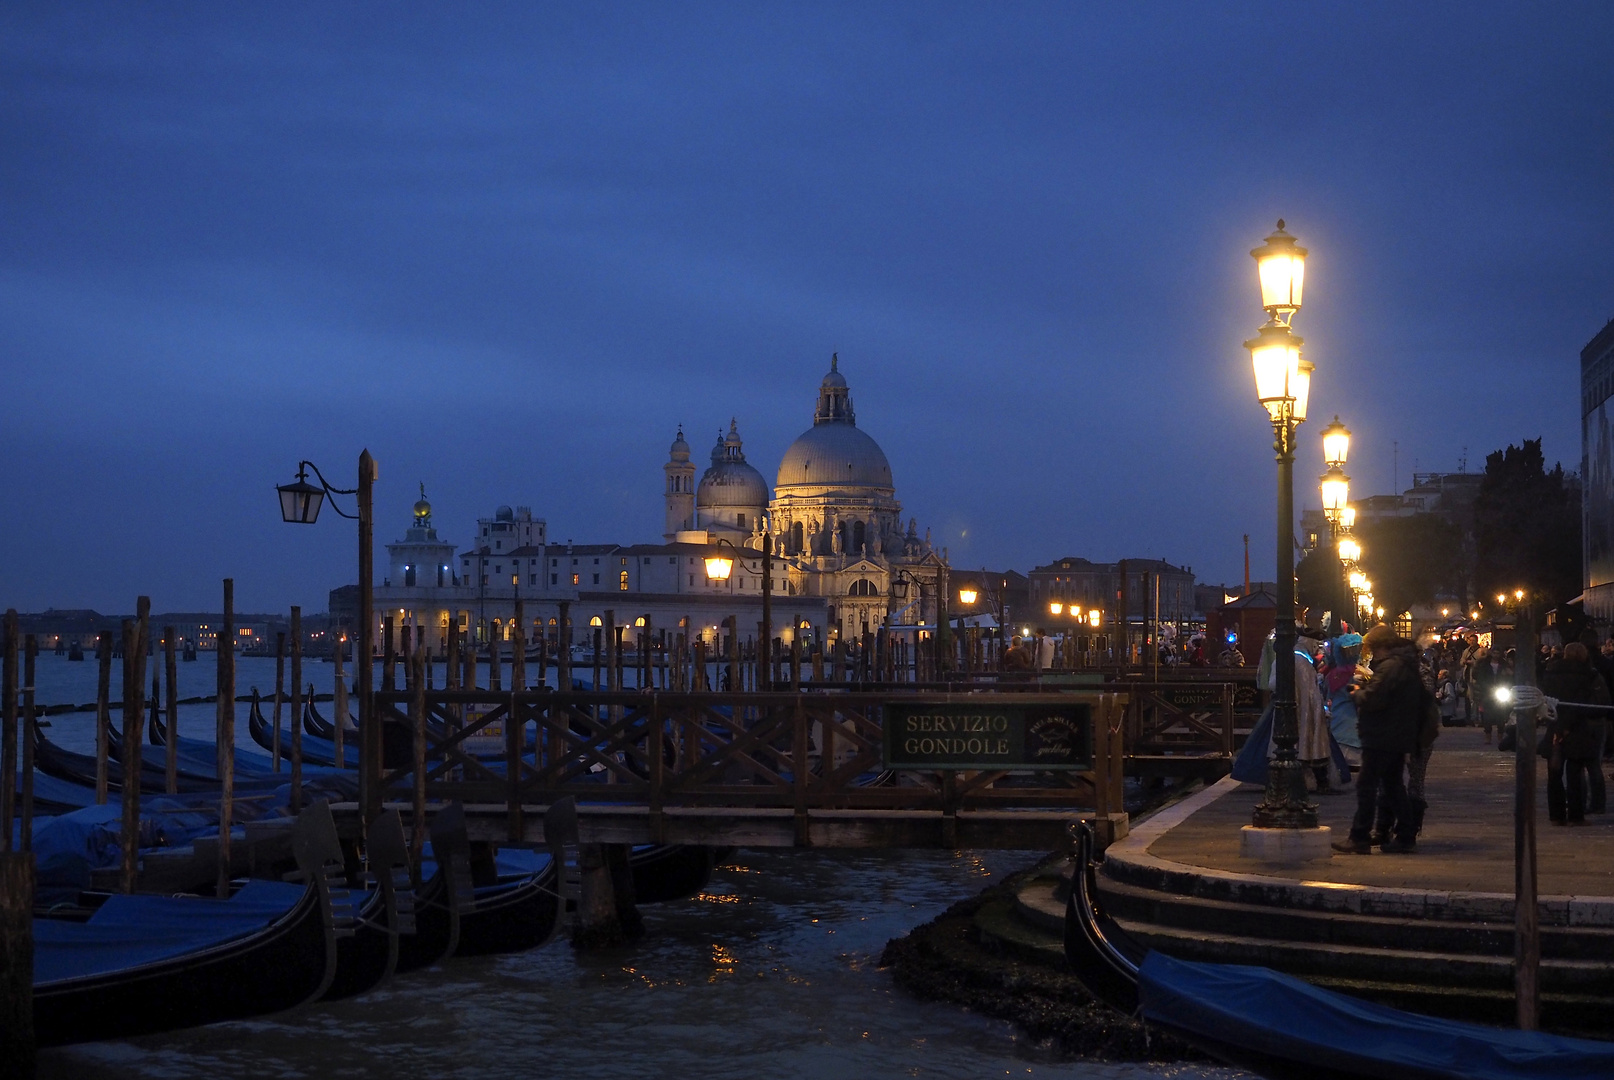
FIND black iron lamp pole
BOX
[1247,222,1318,829]
[277,451,377,822]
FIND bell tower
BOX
[663,427,696,540]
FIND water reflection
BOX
[40,848,1239,1080]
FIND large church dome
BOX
[775,354,894,492]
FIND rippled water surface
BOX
[38,847,1237,1080]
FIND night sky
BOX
[3,4,1611,614]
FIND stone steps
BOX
[1096,875,1614,960]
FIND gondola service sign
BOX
[882,702,1091,771]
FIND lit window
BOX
[619,571,629,590]
[572,573,580,586]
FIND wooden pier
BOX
[344,688,1135,850]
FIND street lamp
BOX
[1338,537,1362,563]
[1319,464,1350,523]
[1049,602,1063,616]
[1245,220,1320,839]
[958,585,979,606]
[276,452,378,821]
[1320,416,1351,468]
[703,530,773,689]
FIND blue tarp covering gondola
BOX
[1136,951,1614,1080]
[35,880,308,985]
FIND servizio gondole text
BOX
[901,713,1011,757]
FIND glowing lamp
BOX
[1341,505,1356,530]
[1338,537,1361,563]
[1514,589,1525,601]
[1251,220,1307,317]
[1497,594,1506,605]
[1088,610,1101,627]
[1319,464,1350,523]
[1049,602,1063,616]
[958,586,979,605]
[276,468,325,524]
[1320,416,1351,467]
[1246,322,1305,422]
[705,555,734,581]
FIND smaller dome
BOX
[698,419,768,510]
[669,426,690,461]
[495,505,514,522]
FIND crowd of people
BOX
[1232,620,1614,855]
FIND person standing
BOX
[1467,645,1512,745]
[1541,642,1611,825]
[1333,624,1424,854]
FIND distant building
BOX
[368,356,945,651]
[1583,317,1614,622]
[1026,556,1196,630]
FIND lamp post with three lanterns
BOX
[701,528,773,690]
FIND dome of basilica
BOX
[775,423,893,491]
[774,354,894,493]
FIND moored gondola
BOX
[1062,822,1614,1080]
[33,800,350,1046]
[321,808,410,1000]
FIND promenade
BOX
[1150,727,1614,900]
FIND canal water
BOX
[29,652,1241,1079]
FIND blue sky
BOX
[3,4,1610,613]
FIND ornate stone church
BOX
[662,355,947,635]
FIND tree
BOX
[1472,439,1581,609]
[1296,546,1345,623]
[1356,513,1465,621]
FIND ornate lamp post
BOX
[703,528,773,689]
[1245,221,1323,842]
[277,453,378,820]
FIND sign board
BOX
[1153,684,1260,711]
[461,704,505,756]
[883,702,1091,771]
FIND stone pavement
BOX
[1149,727,1614,900]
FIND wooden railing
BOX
[370,690,1128,844]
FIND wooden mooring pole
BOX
[1,612,17,848]
[164,627,178,794]
[216,581,235,899]
[333,631,347,766]
[290,607,303,813]
[272,631,286,772]
[119,598,150,894]
[0,848,35,1080]
[94,631,111,805]
[19,636,37,853]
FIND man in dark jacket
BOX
[1334,624,1424,854]
[1468,645,1512,746]
[1541,642,1611,825]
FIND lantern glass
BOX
[1320,465,1350,517]
[891,578,909,599]
[1341,505,1356,530]
[1321,416,1351,466]
[705,556,733,581]
[1251,222,1307,315]
[1338,538,1361,563]
[1049,602,1063,615]
[1291,356,1313,423]
[1246,323,1303,419]
[1088,609,1101,627]
[277,478,324,524]
[958,587,979,606]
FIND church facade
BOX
[372,356,946,651]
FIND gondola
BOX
[1062,823,1614,1080]
[34,725,222,796]
[248,694,361,769]
[321,808,410,1000]
[627,844,716,904]
[33,800,349,1046]
[147,698,286,780]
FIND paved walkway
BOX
[1147,728,1614,899]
